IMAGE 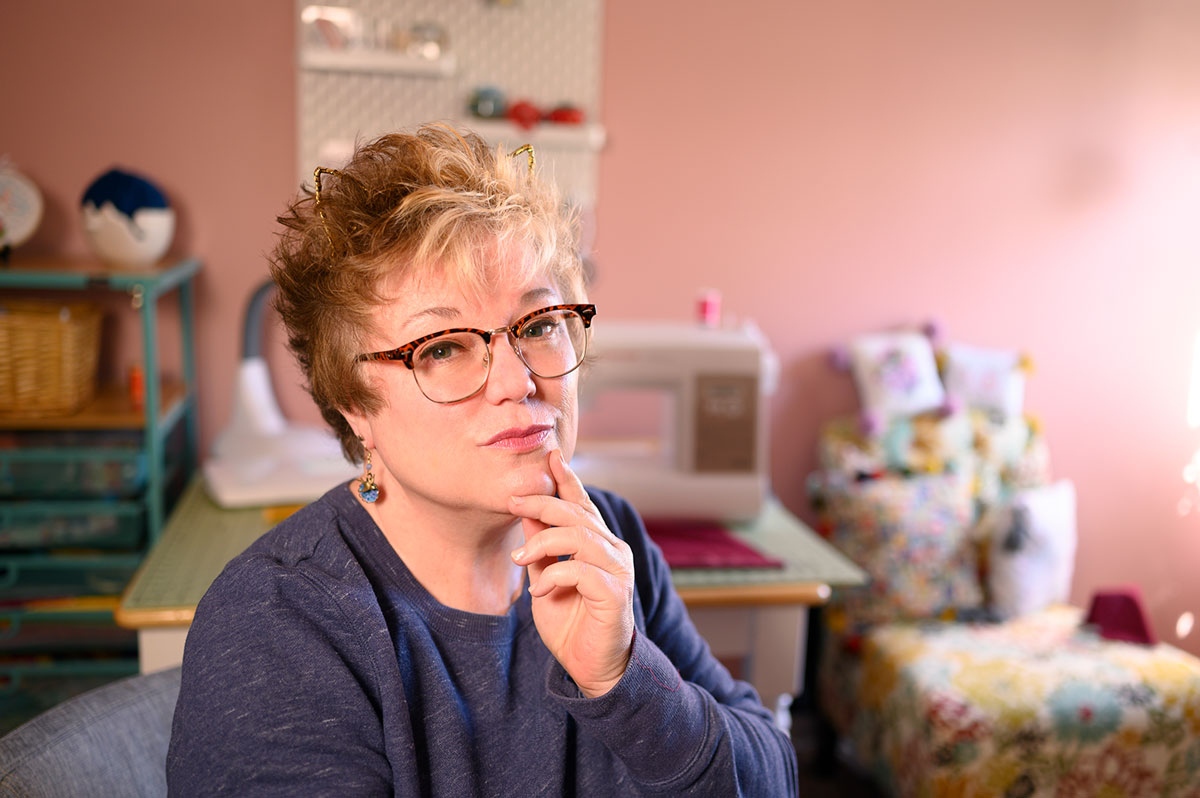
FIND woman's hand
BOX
[509,450,635,698]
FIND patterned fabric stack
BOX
[810,415,1200,795]
[810,408,1052,637]
[811,328,1200,795]
[818,606,1200,796]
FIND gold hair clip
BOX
[313,166,345,249]
[509,144,535,176]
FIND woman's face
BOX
[345,258,581,519]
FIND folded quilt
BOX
[819,606,1200,797]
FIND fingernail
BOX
[510,495,524,506]
[511,547,526,562]
[558,451,567,467]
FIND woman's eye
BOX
[417,340,467,364]
[520,317,559,339]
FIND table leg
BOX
[750,605,807,703]
[137,627,189,674]
[688,605,808,706]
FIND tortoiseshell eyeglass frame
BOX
[356,303,597,374]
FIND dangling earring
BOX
[359,448,379,503]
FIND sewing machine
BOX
[572,320,778,521]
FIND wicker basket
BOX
[0,300,102,416]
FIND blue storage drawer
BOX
[0,430,147,500]
[0,502,143,550]
[0,449,145,500]
[0,604,136,655]
[0,555,139,601]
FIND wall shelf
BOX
[0,256,200,547]
[299,48,456,77]
[0,256,200,719]
[457,119,607,151]
[0,381,188,432]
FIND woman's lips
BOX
[483,424,553,452]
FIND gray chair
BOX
[0,667,180,797]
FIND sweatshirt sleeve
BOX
[548,490,799,796]
[166,553,392,796]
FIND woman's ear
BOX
[341,407,373,452]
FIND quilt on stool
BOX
[819,606,1200,797]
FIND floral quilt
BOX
[819,606,1200,797]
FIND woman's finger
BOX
[509,493,628,557]
[528,558,626,603]
[508,492,599,534]
[517,515,552,582]
[512,525,630,575]
[549,449,591,506]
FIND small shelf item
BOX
[0,300,102,417]
[299,47,456,77]
[80,168,176,270]
[457,119,607,151]
[0,162,43,264]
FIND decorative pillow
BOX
[941,343,1025,420]
[969,411,1051,507]
[849,332,945,425]
[817,413,975,478]
[882,412,975,475]
[982,479,1076,620]
[816,417,888,476]
[819,472,982,632]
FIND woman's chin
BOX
[505,466,555,501]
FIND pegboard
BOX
[296,0,604,209]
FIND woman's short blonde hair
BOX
[270,124,585,461]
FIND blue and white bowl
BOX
[81,168,175,268]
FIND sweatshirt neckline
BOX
[323,483,531,644]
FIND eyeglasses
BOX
[356,304,596,404]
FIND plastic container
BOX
[0,608,136,655]
[0,450,146,500]
[0,502,144,550]
[0,555,139,601]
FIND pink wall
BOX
[4,2,1200,653]
[0,0,298,463]
[592,1,1200,653]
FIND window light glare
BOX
[1188,331,1200,428]
[1177,612,1195,640]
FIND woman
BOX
[167,126,798,796]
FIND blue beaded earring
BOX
[358,447,379,503]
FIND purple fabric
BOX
[166,485,796,796]
[644,520,784,570]
[1085,586,1156,645]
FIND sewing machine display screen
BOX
[695,375,757,473]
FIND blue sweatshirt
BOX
[166,485,798,796]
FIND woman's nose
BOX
[483,332,536,402]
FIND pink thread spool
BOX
[697,289,721,328]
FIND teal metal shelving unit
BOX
[0,256,200,715]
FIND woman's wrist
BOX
[575,629,635,699]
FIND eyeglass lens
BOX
[411,308,588,403]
